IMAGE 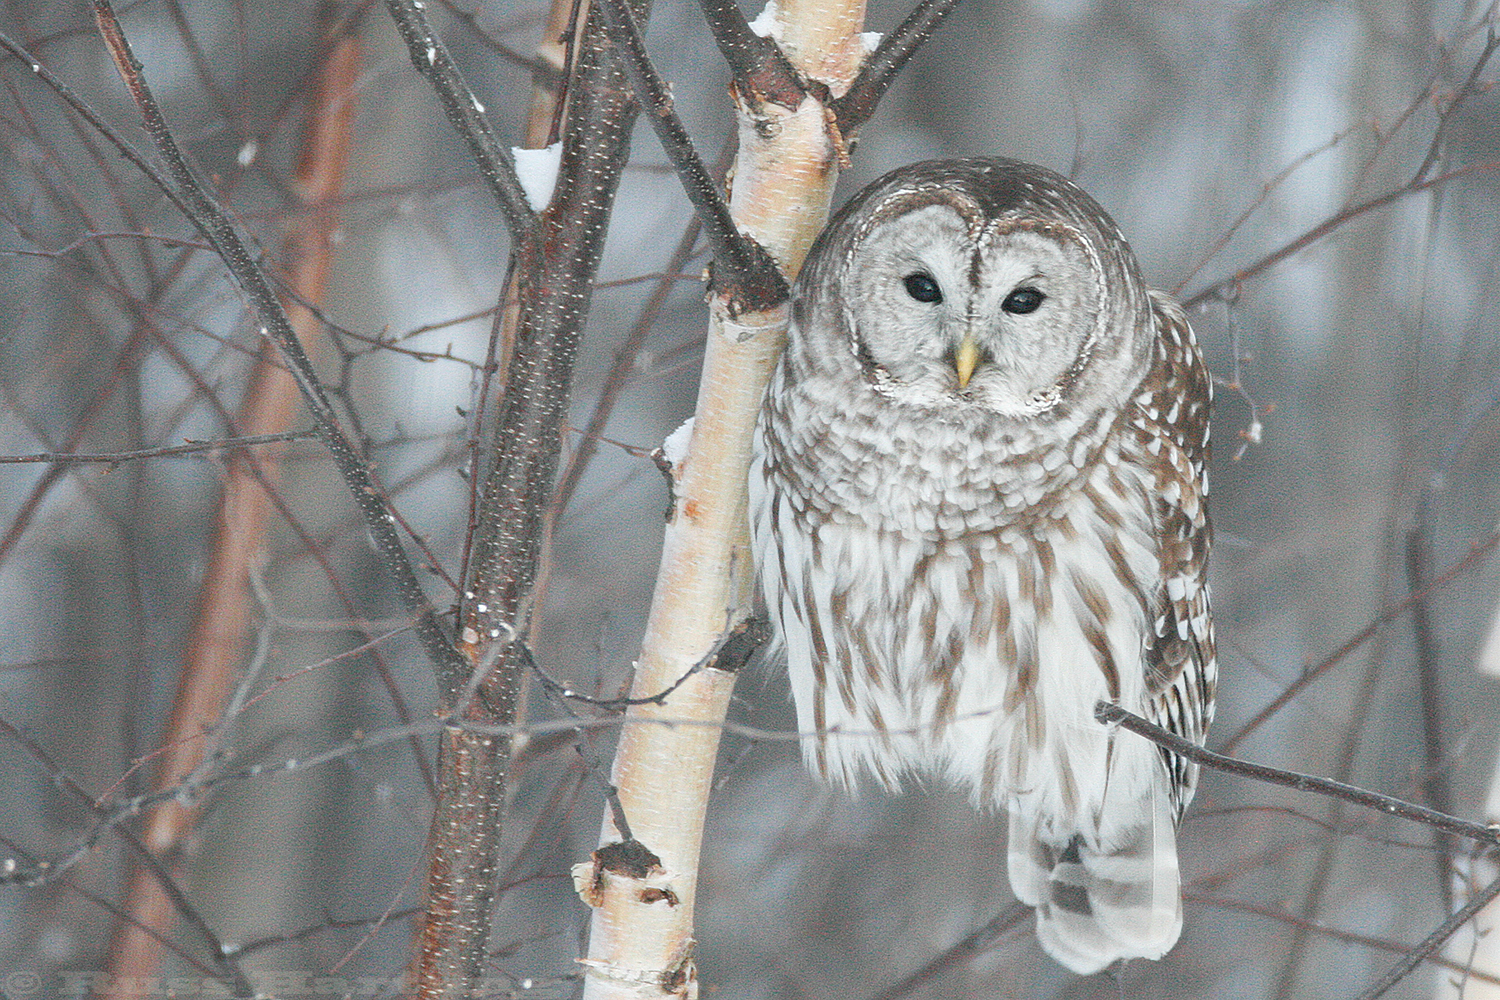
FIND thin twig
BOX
[74,3,470,694]
[1183,159,1500,311]
[436,0,559,80]
[1221,527,1500,753]
[0,429,316,464]
[1354,872,1500,1000]
[1408,512,1455,902]
[552,162,714,513]
[1411,25,1500,185]
[520,615,768,710]
[1186,891,1500,986]
[0,717,256,997]
[864,904,1030,1000]
[1096,703,1500,846]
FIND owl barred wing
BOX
[1019,292,1216,974]
[1134,291,1216,817]
[749,156,1217,975]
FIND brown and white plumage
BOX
[748,158,1215,974]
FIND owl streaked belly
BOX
[752,425,1166,848]
[747,156,1213,973]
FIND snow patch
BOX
[661,417,695,466]
[747,0,780,39]
[860,31,882,55]
[512,142,563,211]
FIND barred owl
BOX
[748,158,1215,974]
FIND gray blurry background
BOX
[2,0,1499,997]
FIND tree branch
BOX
[0,429,316,464]
[1355,872,1500,1000]
[694,0,804,109]
[410,0,651,990]
[832,0,964,132]
[383,0,539,234]
[596,0,788,310]
[1096,703,1500,846]
[76,2,470,695]
[1220,527,1500,754]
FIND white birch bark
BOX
[575,1,867,995]
[1435,600,1500,998]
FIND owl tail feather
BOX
[1007,786,1182,975]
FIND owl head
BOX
[787,158,1156,426]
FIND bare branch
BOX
[1096,703,1500,846]
[0,716,256,998]
[694,0,804,109]
[1188,891,1500,986]
[76,1,471,694]
[1354,873,1500,1000]
[414,0,653,989]
[383,0,539,234]
[1183,159,1500,311]
[0,429,316,464]
[596,0,788,309]
[1221,527,1500,753]
[1411,25,1500,186]
[553,212,705,513]
[833,0,965,132]
[864,904,1030,1000]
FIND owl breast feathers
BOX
[748,157,1215,975]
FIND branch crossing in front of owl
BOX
[749,157,1215,975]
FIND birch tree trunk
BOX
[574,1,870,995]
[1436,599,1500,999]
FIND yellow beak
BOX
[954,333,980,389]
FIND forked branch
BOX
[695,0,803,108]
[77,0,470,694]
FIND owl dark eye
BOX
[903,273,943,303]
[1002,287,1045,314]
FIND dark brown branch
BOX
[1182,159,1500,311]
[83,0,471,697]
[1096,703,1500,846]
[383,0,538,234]
[0,429,316,464]
[417,0,650,989]
[694,0,803,109]
[595,0,788,310]
[1221,526,1500,753]
[1354,872,1500,1000]
[833,0,965,132]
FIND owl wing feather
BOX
[1135,290,1217,818]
